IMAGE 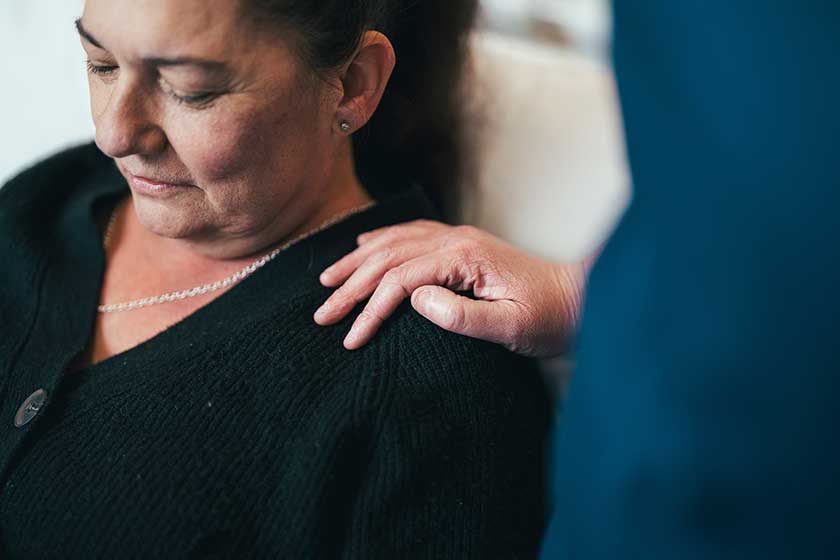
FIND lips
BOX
[116,161,192,186]
[126,172,196,197]
[132,174,191,187]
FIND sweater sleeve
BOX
[339,336,551,559]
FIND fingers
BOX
[320,220,445,287]
[355,219,441,246]
[315,243,432,326]
[411,286,522,347]
[341,281,412,349]
[340,254,472,349]
[356,228,387,246]
[319,244,384,289]
[315,219,506,351]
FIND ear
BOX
[334,31,396,135]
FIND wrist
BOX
[544,261,587,356]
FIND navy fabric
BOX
[543,2,840,558]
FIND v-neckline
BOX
[46,175,434,399]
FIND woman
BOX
[0,0,551,557]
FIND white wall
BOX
[1,0,92,186]
[480,0,611,60]
[466,32,629,262]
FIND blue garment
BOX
[543,1,840,558]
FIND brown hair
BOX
[247,0,478,218]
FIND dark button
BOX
[14,389,48,428]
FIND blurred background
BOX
[481,0,611,60]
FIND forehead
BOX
[81,0,250,58]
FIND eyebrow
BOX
[75,19,102,49]
[74,18,227,70]
[141,57,227,71]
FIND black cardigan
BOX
[0,144,551,558]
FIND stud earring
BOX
[339,121,351,133]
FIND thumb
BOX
[410,286,520,347]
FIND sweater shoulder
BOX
[0,142,121,253]
[1,142,111,202]
[348,300,551,427]
[247,288,550,428]
[0,142,119,222]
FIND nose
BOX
[94,78,167,159]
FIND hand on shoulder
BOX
[314,220,592,357]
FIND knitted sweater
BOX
[0,144,551,559]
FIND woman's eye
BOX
[85,60,118,76]
[170,91,219,106]
[158,78,220,108]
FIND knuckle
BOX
[336,276,377,306]
[454,238,482,260]
[370,248,395,266]
[386,228,417,246]
[327,290,350,310]
[454,224,479,237]
[382,226,405,240]
[364,296,394,322]
[381,267,408,287]
[335,286,361,306]
[358,308,384,325]
[444,226,480,249]
[416,219,443,230]
[441,232,463,250]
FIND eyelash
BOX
[86,60,117,76]
[84,60,220,107]
[170,91,218,107]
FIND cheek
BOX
[167,98,330,189]
[88,80,109,123]
[170,93,334,204]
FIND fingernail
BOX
[344,314,371,348]
[314,302,331,321]
[344,328,360,348]
[412,288,432,310]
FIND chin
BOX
[131,194,201,240]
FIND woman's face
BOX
[80,0,346,254]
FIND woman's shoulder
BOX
[0,142,119,209]
[373,301,550,411]
[250,285,550,427]
[289,294,553,437]
[0,143,123,257]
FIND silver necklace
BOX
[98,200,376,314]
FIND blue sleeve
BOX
[543,2,840,558]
